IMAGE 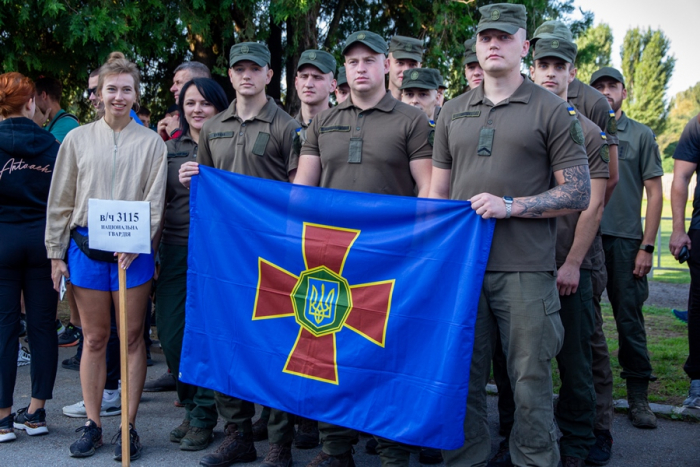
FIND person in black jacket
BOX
[0,72,60,442]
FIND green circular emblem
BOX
[491,9,501,20]
[241,45,249,54]
[358,33,366,40]
[410,71,419,80]
[607,116,617,134]
[309,52,317,60]
[471,44,477,53]
[405,43,412,51]
[570,120,585,146]
[600,144,610,163]
[291,266,353,337]
[551,40,560,49]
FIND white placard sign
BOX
[87,199,151,254]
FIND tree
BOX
[0,0,593,121]
[574,23,612,85]
[656,82,700,171]
[621,27,675,135]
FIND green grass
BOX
[550,303,690,406]
[642,199,691,284]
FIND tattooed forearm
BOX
[514,165,591,218]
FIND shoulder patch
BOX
[452,111,481,120]
[320,125,351,133]
[209,131,235,140]
[570,119,585,146]
[567,106,576,116]
[607,111,617,134]
[428,129,435,148]
[600,144,610,163]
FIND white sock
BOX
[103,389,119,402]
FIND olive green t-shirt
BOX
[198,97,297,181]
[567,78,619,146]
[432,77,589,272]
[300,91,432,196]
[162,134,197,246]
[600,112,663,240]
[555,109,610,269]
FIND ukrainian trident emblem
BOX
[253,223,394,384]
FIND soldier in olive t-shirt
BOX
[295,30,432,467]
[429,5,590,467]
[591,67,664,432]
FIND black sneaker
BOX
[19,315,27,338]
[69,420,103,458]
[113,423,143,461]
[143,371,176,392]
[585,430,612,465]
[0,413,16,443]
[62,354,81,371]
[56,319,65,336]
[58,323,81,347]
[13,407,48,436]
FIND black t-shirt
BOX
[672,114,700,229]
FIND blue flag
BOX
[180,166,495,449]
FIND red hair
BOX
[0,72,35,118]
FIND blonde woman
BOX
[46,52,167,460]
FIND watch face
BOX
[504,196,513,202]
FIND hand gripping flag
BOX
[180,166,495,449]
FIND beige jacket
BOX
[45,118,167,259]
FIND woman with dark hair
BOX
[156,77,228,451]
[0,72,60,443]
[45,52,167,460]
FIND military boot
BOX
[170,419,190,443]
[180,426,214,451]
[200,425,256,466]
[261,442,292,467]
[626,379,657,429]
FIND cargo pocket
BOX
[538,288,563,361]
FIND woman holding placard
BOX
[156,78,228,451]
[0,72,60,443]
[45,52,167,461]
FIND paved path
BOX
[4,347,700,466]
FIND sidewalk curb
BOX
[485,384,700,423]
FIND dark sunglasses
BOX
[87,87,97,96]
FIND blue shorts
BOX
[67,226,154,292]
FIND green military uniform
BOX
[432,5,589,466]
[491,36,610,461]
[300,30,432,466]
[532,21,621,434]
[599,112,663,377]
[198,43,299,459]
[157,134,219,433]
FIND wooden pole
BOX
[118,257,130,467]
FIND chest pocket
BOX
[252,132,271,156]
[618,142,628,160]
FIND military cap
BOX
[388,35,424,62]
[297,49,337,75]
[463,38,479,65]
[229,42,271,67]
[531,20,573,46]
[336,66,347,86]
[476,3,527,35]
[400,68,441,90]
[342,30,388,55]
[590,67,626,88]
[533,36,578,64]
[436,72,447,90]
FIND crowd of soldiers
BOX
[4,2,699,467]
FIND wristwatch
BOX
[639,244,654,254]
[502,196,513,219]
